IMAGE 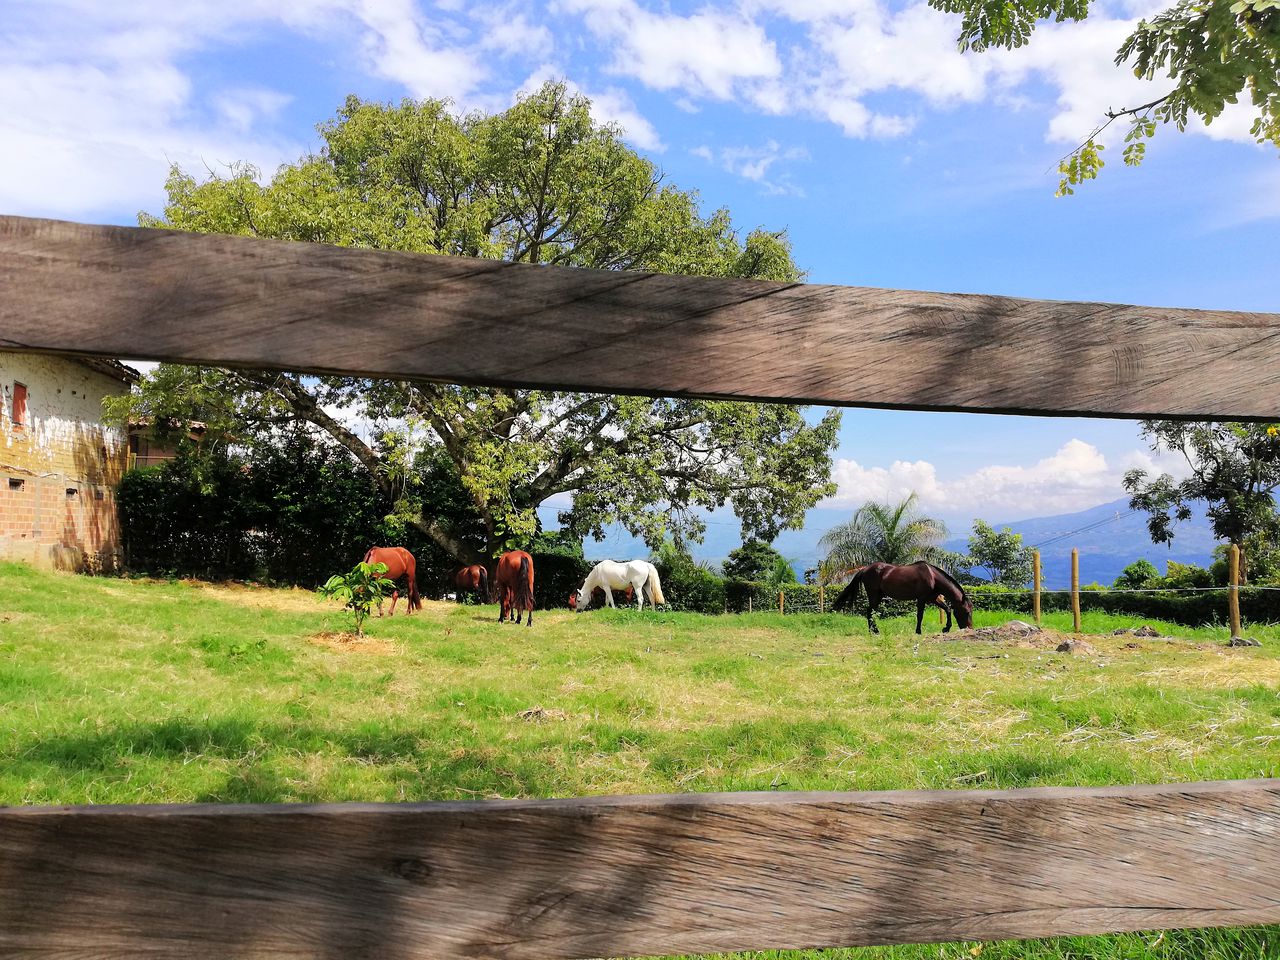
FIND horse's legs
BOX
[940,598,953,633]
[635,579,644,612]
[388,589,399,617]
[526,604,533,627]
[915,600,926,635]
[603,585,615,608]
[866,589,881,634]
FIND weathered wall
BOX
[0,352,130,572]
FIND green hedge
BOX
[965,584,1280,627]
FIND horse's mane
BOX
[926,562,967,601]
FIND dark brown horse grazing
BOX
[495,550,535,626]
[831,561,972,634]
[362,547,421,617]
[454,564,490,603]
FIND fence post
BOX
[748,596,752,614]
[819,584,824,613]
[1071,548,1081,634]
[1229,544,1242,639]
[1032,549,1041,626]
[779,591,785,614]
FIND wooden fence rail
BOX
[4,215,1280,420]
[3,215,1280,957]
[2,781,1279,959]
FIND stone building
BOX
[0,352,138,572]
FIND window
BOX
[65,488,78,498]
[12,382,27,429]
[7,478,23,491]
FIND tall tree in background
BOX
[931,0,1280,193]
[1124,420,1280,582]
[113,83,841,563]
[818,493,948,582]
[722,540,798,584]
[966,519,1035,586]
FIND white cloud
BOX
[558,0,782,99]
[694,139,810,194]
[825,439,1194,520]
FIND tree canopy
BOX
[930,0,1280,192]
[722,540,799,584]
[115,83,841,564]
[1124,420,1280,582]
[966,519,1035,586]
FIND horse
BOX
[571,560,665,612]
[362,546,421,617]
[569,585,633,610]
[495,550,535,626]
[830,561,972,634]
[454,564,490,603]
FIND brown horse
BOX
[831,561,972,634]
[362,546,421,616]
[454,564,490,603]
[495,550,535,626]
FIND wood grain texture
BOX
[3,215,1279,419]
[2,780,1279,959]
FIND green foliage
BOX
[967,520,1035,586]
[1055,139,1104,197]
[117,431,396,585]
[929,0,1280,190]
[1125,420,1280,583]
[649,540,726,613]
[1114,558,1160,590]
[318,561,397,637]
[818,492,948,579]
[126,82,840,564]
[722,540,797,584]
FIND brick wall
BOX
[0,353,132,572]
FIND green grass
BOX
[2,561,1278,958]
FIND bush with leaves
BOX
[319,561,397,637]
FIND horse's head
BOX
[954,596,974,629]
[570,587,588,612]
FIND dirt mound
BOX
[1113,625,1162,638]
[959,620,1096,653]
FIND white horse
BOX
[573,560,666,612]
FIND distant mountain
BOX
[942,497,1218,589]
[545,497,1220,589]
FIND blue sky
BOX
[2,0,1275,538]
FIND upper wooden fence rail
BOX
[2,214,1279,958]
[4,215,1280,420]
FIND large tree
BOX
[1124,420,1280,582]
[932,0,1280,192]
[818,493,948,582]
[966,519,1035,586]
[115,83,841,564]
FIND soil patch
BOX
[309,631,395,655]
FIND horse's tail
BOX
[404,551,422,611]
[830,568,865,611]
[645,563,666,607]
[478,565,490,603]
[515,554,534,611]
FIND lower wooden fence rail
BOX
[2,779,1278,958]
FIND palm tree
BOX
[818,492,948,583]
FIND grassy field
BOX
[2,560,1278,959]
